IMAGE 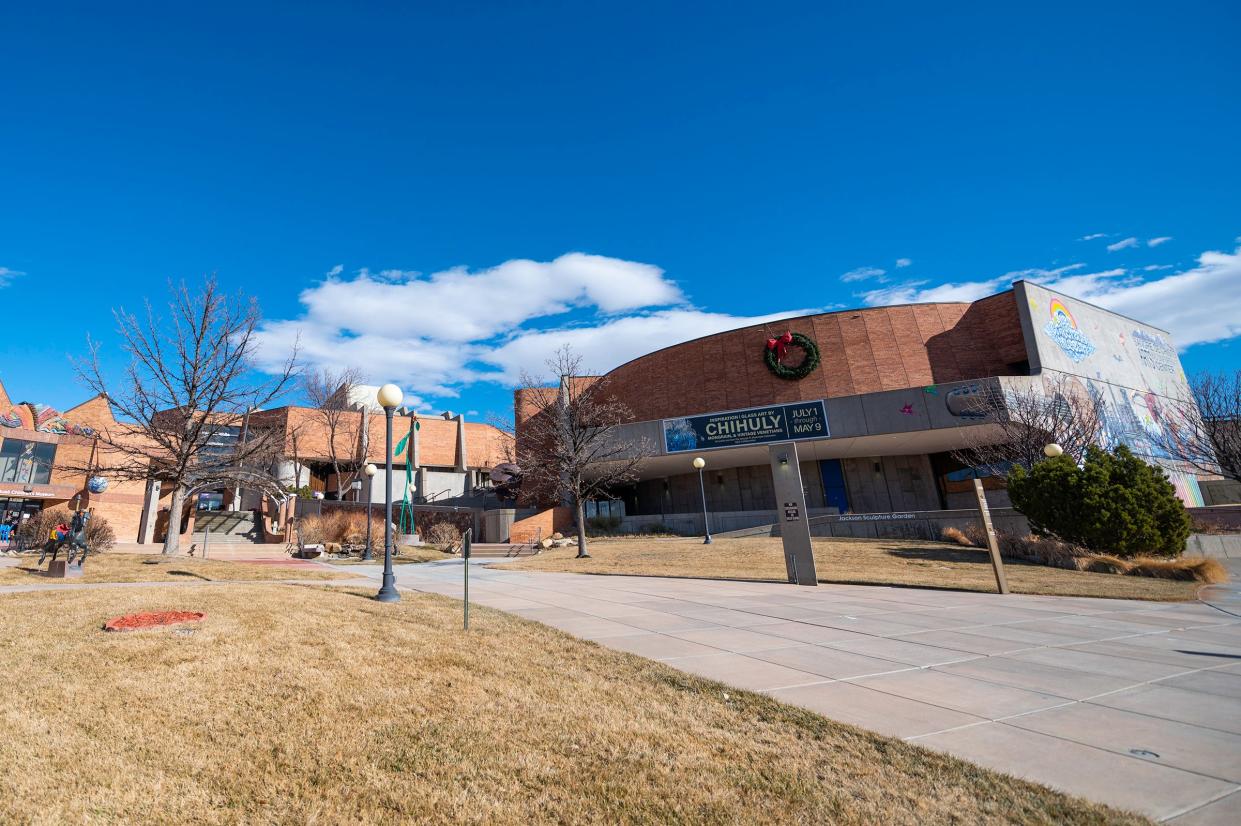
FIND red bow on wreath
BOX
[766,331,794,362]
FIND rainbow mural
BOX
[1043,296,1096,363]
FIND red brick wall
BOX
[597,292,1026,422]
[510,507,573,543]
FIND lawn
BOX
[0,583,1145,824]
[499,536,1203,601]
[0,552,351,585]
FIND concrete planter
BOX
[1185,533,1241,559]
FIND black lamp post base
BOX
[375,578,400,603]
[703,536,713,544]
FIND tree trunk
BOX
[574,497,589,558]
[163,485,186,555]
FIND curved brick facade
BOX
[600,291,1028,422]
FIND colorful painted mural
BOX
[1042,298,1096,363]
[1,402,98,437]
[5,399,96,436]
[1019,282,1205,506]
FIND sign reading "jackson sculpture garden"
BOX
[662,401,829,453]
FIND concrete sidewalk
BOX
[355,559,1241,823]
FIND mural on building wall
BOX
[1019,282,1204,506]
[1042,298,1096,363]
[0,402,97,436]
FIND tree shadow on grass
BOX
[878,544,1045,568]
[168,570,213,581]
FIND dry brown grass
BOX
[940,529,1229,585]
[297,510,384,553]
[1082,554,1229,583]
[0,583,1145,825]
[0,553,350,585]
[501,536,1203,601]
[941,526,974,546]
[328,544,448,565]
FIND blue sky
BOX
[2,1,1238,422]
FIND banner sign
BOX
[662,401,828,453]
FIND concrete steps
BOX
[191,511,264,545]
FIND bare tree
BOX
[951,374,1107,473]
[76,278,297,554]
[1156,370,1241,482]
[516,346,652,558]
[301,367,367,499]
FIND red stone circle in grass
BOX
[103,611,206,632]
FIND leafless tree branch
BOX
[515,345,652,556]
[951,374,1107,473]
[73,277,298,554]
[1154,370,1241,482]
[302,366,368,499]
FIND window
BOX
[201,425,242,458]
[0,439,57,485]
[585,499,626,519]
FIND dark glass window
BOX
[0,439,57,485]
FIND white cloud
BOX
[860,245,1241,350]
[1084,246,1241,348]
[257,252,816,404]
[841,266,886,283]
[1147,236,1172,247]
[326,264,343,277]
[0,266,25,286]
[1106,237,1139,252]
[482,307,817,384]
[1079,233,1107,241]
[1143,264,1174,271]
[895,258,912,268]
[857,264,1087,306]
[290,252,684,344]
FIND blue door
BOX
[819,459,849,513]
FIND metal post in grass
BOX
[363,463,377,562]
[375,384,403,603]
[692,456,712,544]
[462,527,471,630]
[972,477,1009,595]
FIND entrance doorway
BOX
[819,459,849,513]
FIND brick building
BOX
[515,280,1206,535]
[0,377,510,545]
[0,381,152,541]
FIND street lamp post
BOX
[363,463,377,562]
[375,384,403,603]
[692,456,712,545]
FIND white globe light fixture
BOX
[1043,443,1064,458]
[691,456,712,544]
[362,463,378,561]
[376,383,404,410]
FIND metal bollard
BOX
[463,528,472,630]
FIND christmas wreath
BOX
[764,331,821,380]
